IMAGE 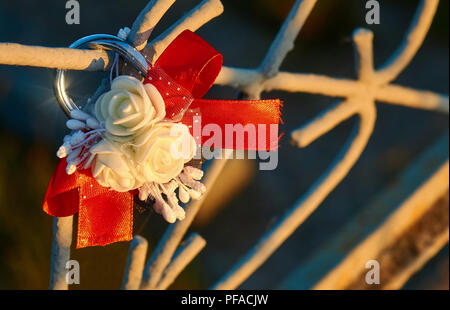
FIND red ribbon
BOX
[43,159,135,248]
[43,30,282,248]
[147,30,281,151]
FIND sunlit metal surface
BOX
[53,34,148,117]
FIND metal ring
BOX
[54,34,149,117]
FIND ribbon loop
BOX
[153,30,223,98]
[146,66,195,122]
[147,30,282,151]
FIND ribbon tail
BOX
[76,179,134,248]
[43,159,135,248]
[183,99,282,151]
[144,30,282,151]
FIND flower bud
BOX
[174,206,185,221]
[70,109,92,121]
[179,186,190,204]
[56,142,71,158]
[86,118,100,129]
[188,189,202,200]
[139,189,149,201]
[66,119,86,130]
[70,131,85,146]
[66,163,77,175]
[183,166,204,180]
[160,202,176,223]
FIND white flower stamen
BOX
[66,119,87,131]
[70,109,92,121]
[57,142,72,158]
[70,131,86,146]
[66,163,77,175]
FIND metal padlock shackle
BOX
[54,34,149,117]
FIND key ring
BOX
[54,34,149,117]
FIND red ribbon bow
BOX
[43,30,282,248]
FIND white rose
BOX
[134,122,196,184]
[95,76,165,143]
[90,139,142,192]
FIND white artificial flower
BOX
[134,122,196,184]
[90,139,142,192]
[95,75,165,143]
